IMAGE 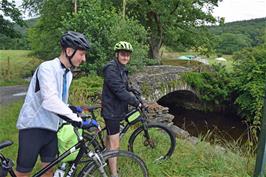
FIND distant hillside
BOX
[208,18,266,54]
[209,18,266,34]
[14,18,39,35]
[0,18,38,50]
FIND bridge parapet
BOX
[130,65,196,102]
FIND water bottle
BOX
[53,163,66,177]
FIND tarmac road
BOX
[0,85,28,106]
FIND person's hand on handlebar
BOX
[69,105,83,113]
[138,103,148,109]
[80,119,101,131]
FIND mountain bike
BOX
[83,88,176,162]
[0,117,148,177]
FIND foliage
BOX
[0,34,30,50]
[0,18,38,50]
[21,0,220,59]
[108,0,220,58]
[0,0,28,50]
[22,0,45,16]
[69,75,103,105]
[27,0,72,60]
[181,44,266,139]
[231,45,266,131]
[0,0,25,38]
[181,64,232,109]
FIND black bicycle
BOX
[0,119,148,177]
[83,88,176,162]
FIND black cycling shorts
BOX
[104,119,121,135]
[16,128,58,173]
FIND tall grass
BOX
[0,98,255,177]
[0,50,41,86]
[0,99,23,158]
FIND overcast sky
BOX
[212,0,266,22]
[14,0,266,22]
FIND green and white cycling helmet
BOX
[114,41,133,53]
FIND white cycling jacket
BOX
[16,58,82,131]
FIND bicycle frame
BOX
[1,129,99,177]
[84,88,153,151]
[90,106,151,150]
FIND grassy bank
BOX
[0,50,41,86]
[0,100,255,176]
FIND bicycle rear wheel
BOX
[78,150,148,177]
[128,123,176,162]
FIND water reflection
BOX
[157,90,249,143]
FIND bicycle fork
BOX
[143,124,165,162]
[87,151,108,177]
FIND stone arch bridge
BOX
[130,65,197,102]
[130,65,199,141]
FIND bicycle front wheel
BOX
[128,123,176,162]
[78,150,148,177]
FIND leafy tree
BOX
[27,0,72,59]
[21,0,45,16]
[106,0,220,59]
[0,0,25,38]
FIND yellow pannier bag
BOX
[57,124,82,162]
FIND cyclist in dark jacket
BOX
[101,41,141,177]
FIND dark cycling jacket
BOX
[101,59,140,120]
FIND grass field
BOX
[0,50,41,86]
[161,50,234,71]
[0,100,256,177]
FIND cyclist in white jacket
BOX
[15,31,96,177]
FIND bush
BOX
[69,75,103,105]
[181,64,232,110]
[232,45,266,131]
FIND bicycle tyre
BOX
[77,150,148,177]
[128,123,176,161]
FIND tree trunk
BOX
[149,39,161,59]
[147,11,163,59]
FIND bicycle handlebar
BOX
[128,88,149,112]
